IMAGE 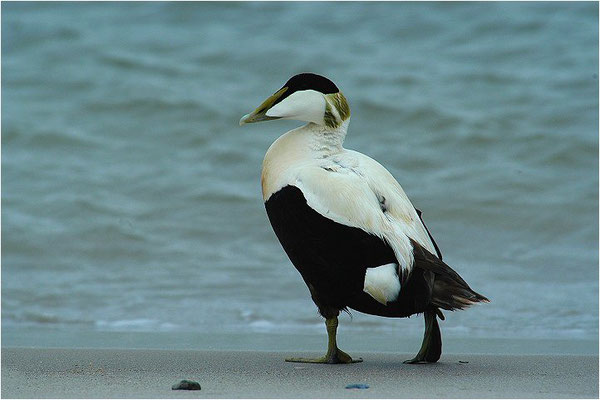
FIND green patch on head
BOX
[324,92,351,128]
[324,101,337,128]
[334,92,351,121]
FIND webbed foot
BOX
[286,316,362,364]
[286,348,362,364]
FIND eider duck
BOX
[240,73,488,364]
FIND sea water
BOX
[2,2,598,348]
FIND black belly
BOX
[264,185,434,318]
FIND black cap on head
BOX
[283,73,339,95]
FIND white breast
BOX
[261,125,315,201]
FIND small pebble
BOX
[172,380,201,390]
[346,383,369,389]
[458,360,469,364]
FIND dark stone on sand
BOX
[172,380,201,390]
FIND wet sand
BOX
[2,347,598,398]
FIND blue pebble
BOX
[345,383,369,389]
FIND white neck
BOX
[304,119,350,155]
[261,119,350,200]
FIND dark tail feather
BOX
[431,276,489,311]
[410,239,490,311]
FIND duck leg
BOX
[404,307,442,364]
[285,316,362,364]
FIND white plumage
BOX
[266,89,326,124]
[363,263,401,305]
[261,120,437,277]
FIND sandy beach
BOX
[2,347,598,398]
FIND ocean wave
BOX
[95,319,180,332]
[97,52,190,77]
[3,310,94,327]
[2,125,104,150]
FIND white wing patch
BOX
[363,263,401,305]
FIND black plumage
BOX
[265,185,488,321]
